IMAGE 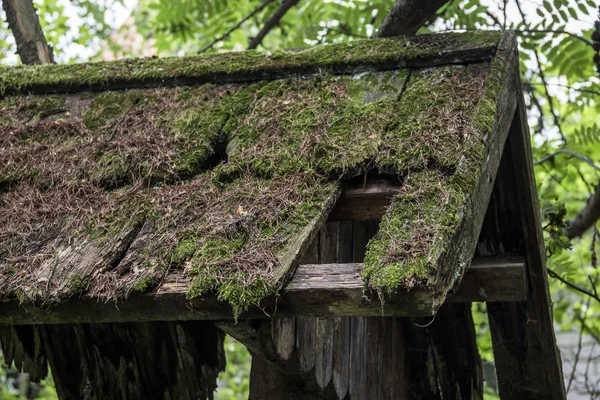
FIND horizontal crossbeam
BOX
[0,256,525,325]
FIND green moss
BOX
[0,31,509,316]
[170,83,261,176]
[83,90,145,130]
[0,95,66,126]
[171,235,198,265]
[377,66,488,174]
[67,276,87,295]
[216,275,273,320]
[362,170,465,295]
[222,71,406,182]
[361,66,493,295]
[195,236,246,266]
[93,152,130,189]
[0,32,501,96]
[471,54,509,135]
[131,275,157,293]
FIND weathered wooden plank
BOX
[426,31,519,312]
[328,180,400,221]
[286,258,526,302]
[485,92,566,398]
[274,184,341,285]
[0,256,526,325]
[331,316,351,398]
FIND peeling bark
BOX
[2,0,53,64]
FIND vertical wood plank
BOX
[331,317,351,399]
[331,220,353,399]
[271,318,296,362]
[365,317,381,399]
[348,317,367,398]
[313,222,339,391]
[352,221,368,263]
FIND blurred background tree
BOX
[1,0,599,398]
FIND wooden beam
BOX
[485,94,566,399]
[328,179,400,221]
[0,256,525,325]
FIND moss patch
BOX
[362,170,465,295]
[0,31,501,96]
[220,71,407,181]
[362,65,494,296]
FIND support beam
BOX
[0,256,526,325]
[485,97,566,399]
[328,179,400,221]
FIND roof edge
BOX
[0,31,503,97]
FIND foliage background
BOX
[1,0,599,398]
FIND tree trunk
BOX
[2,0,53,64]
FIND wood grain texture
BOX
[485,93,566,399]
[328,180,401,221]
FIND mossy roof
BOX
[0,31,514,316]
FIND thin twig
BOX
[522,82,546,135]
[568,299,591,392]
[526,81,600,97]
[515,0,568,145]
[248,0,300,49]
[198,0,276,54]
[502,0,508,30]
[535,149,600,173]
[484,10,502,27]
[547,268,600,305]
[513,29,594,46]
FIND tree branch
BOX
[535,149,600,173]
[515,0,568,145]
[536,150,600,238]
[547,268,600,304]
[526,81,600,97]
[374,0,451,38]
[197,0,275,54]
[566,184,600,239]
[248,0,299,49]
[2,0,53,64]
